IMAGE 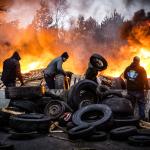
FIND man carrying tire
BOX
[43,52,69,89]
[1,51,24,87]
[124,56,149,120]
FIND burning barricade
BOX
[0,53,150,148]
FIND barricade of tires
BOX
[1,79,150,147]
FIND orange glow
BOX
[0,19,150,78]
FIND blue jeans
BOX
[127,91,145,119]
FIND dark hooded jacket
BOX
[1,52,23,85]
[124,62,149,91]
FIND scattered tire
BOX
[10,101,37,113]
[8,131,39,140]
[84,131,107,141]
[9,114,51,133]
[0,143,14,150]
[72,104,112,129]
[67,79,99,110]
[90,54,108,71]
[110,126,137,140]
[66,122,76,130]
[79,100,94,109]
[55,74,65,89]
[68,124,94,140]
[137,129,150,136]
[44,100,66,120]
[113,116,139,127]
[5,86,44,99]
[101,90,123,100]
[0,110,11,127]
[128,135,150,147]
[102,97,133,116]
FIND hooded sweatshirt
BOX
[124,62,149,91]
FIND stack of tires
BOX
[67,104,112,140]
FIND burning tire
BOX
[9,114,51,133]
[128,135,150,147]
[67,79,98,110]
[55,74,65,89]
[5,86,44,99]
[110,126,137,140]
[72,104,112,129]
[102,97,133,117]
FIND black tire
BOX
[44,100,66,120]
[10,101,38,113]
[67,79,99,110]
[102,97,133,116]
[66,122,75,130]
[113,116,139,127]
[90,54,108,71]
[5,86,44,99]
[111,77,126,89]
[101,90,123,100]
[84,131,107,141]
[55,74,65,89]
[8,131,39,140]
[72,104,112,129]
[137,129,150,136]
[9,114,51,133]
[128,135,150,147]
[68,124,94,140]
[110,126,137,140]
[0,143,14,150]
[0,110,11,127]
[79,100,94,109]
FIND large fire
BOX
[0,6,150,77]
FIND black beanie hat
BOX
[61,52,69,59]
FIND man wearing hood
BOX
[1,51,24,87]
[124,56,149,120]
[44,52,69,89]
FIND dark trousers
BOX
[44,74,55,89]
[127,90,145,119]
[4,82,16,87]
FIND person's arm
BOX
[16,61,24,85]
[57,59,66,76]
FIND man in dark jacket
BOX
[1,51,24,87]
[124,56,149,120]
[44,52,69,89]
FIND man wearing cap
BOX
[124,56,149,120]
[44,52,69,89]
[1,51,24,87]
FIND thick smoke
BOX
[1,0,150,28]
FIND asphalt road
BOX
[0,131,150,150]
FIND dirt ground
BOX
[0,131,150,150]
